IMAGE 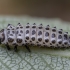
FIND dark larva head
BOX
[0,29,5,43]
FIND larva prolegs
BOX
[6,43,11,50]
[24,45,31,52]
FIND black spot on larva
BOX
[7,29,10,30]
[10,26,12,28]
[18,23,20,25]
[52,29,56,32]
[8,24,11,26]
[33,23,36,25]
[16,27,19,29]
[45,28,49,30]
[66,32,68,34]
[59,31,62,34]
[36,41,38,43]
[43,42,45,44]
[58,41,62,44]
[10,34,13,36]
[26,26,29,28]
[37,44,41,46]
[47,25,49,26]
[1,33,5,42]
[20,27,23,28]
[26,30,29,34]
[50,46,53,47]
[38,38,42,42]
[26,36,29,40]
[45,32,49,36]
[19,34,21,36]
[17,39,22,43]
[62,44,64,47]
[12,31,14,33]
[38,26,42,29]
[45,39,49,42]
[12,28,14,30]
[52,34,56,38]
[27,23,29,24]
[31,43,34,45]
[53,27,56,28]
[60,29,63,31]
[52,40,55,44]
[16,31,18,34]
[64,34,68,40]
[32,30,36,35]
[58,35,62,39]
[20,30,23,33]
[30,40,32,42]
[50,43,52,45]
[40,23,43,26]
[32,26,36,28]
[25,40,27,42]
[8,38,14,42]
[44,45,46,47]
[8,31,10,34]
[31,37,35,41]
[38,31,42,35]
[57,44,58,46]
[64,42,68,45]
[1,29,4,32]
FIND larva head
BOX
[0,29,5,43]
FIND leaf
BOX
[0,16,70,70]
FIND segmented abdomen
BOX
[1,23,70,48]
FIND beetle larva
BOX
[0,23,69,52]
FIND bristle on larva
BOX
[0,23,69,52]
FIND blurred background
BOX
[0,0,70,21]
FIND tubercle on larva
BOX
[0,23,70,52]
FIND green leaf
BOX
[0,16,70,70]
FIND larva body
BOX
[0,23,70,52]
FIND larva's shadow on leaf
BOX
[1,44,70,53]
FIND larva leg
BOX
[0,39,1,44]
[14,45,17,52]
[6,43,11,50]
[25,45,31,52]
